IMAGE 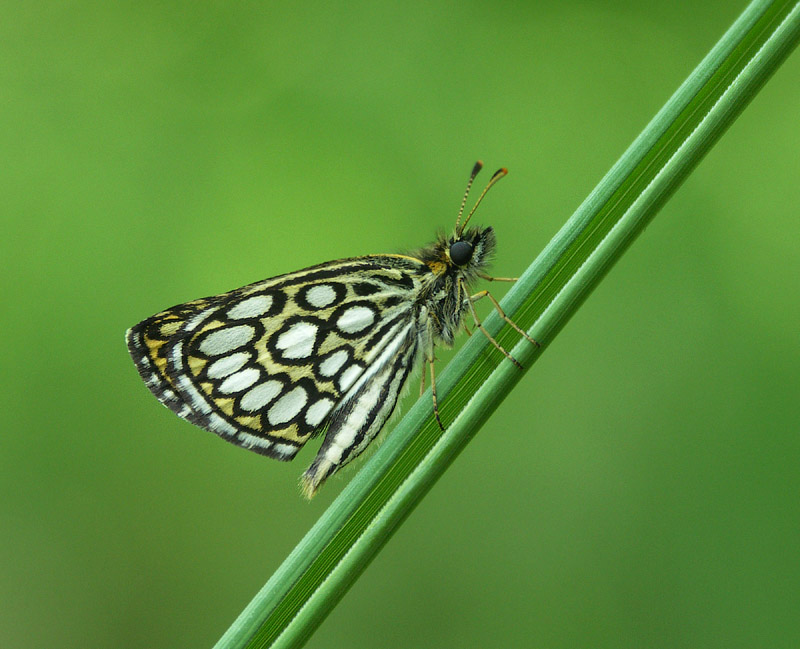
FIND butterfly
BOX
[126,161,537,497]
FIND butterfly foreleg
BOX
[477,272,518,282]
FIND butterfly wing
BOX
[126,255,428,462]
[300,310,422,496]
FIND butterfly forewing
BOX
[126,255,428,462]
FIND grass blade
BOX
[215,2,800,647]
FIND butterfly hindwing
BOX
[127,255,428,461]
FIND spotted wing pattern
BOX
[126,256,428,462]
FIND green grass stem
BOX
[215,2,800,647]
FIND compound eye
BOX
[449,240,474,266]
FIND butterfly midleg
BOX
[462,293,522,368]
[470,290,540,348]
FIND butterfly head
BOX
[445,225,496,275]
[437,160,505,277]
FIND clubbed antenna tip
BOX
[491,167,508,180]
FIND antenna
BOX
[454,161,483,235]
[457,166,508,235]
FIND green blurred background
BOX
[2,2,799,647]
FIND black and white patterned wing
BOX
[126,255,427,462]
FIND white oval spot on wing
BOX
[305,398,335,427]
[219,367,261,394]
[336,306,375,334]
[240,380,283,411]
[305,284,337,308]
[227,295,273,319]
[199,325,256,356]
[339,364,363,392]
[276,321,318,359]
[207,352,250,379]
[267,386,308,425]
[319,349,349,377]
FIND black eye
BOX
[449,240,473,266]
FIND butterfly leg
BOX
[464,296,523,368]
[478,272,518,282]
[428,359,445,430]
[470,290,540,348]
